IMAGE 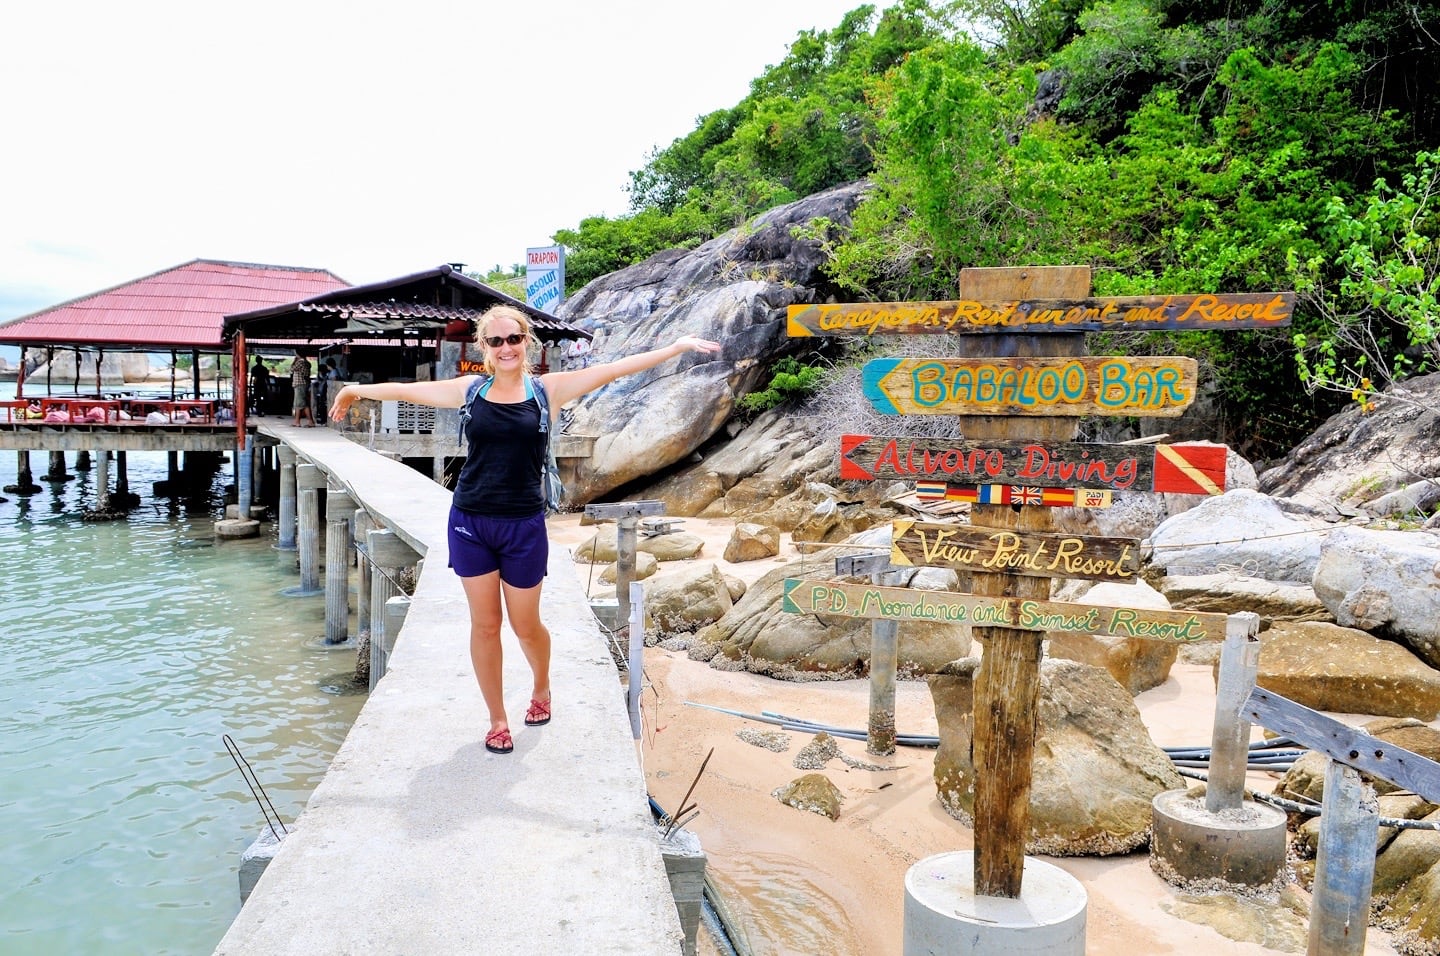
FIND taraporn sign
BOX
[787,292,1295,337]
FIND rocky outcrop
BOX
[1313,526,1440,669]
[556,182,867,505]
[1155,572,1331,625]
[1044,579,1179,695]
[1259,371,1440,515]
[928,656,1183,855]
[1146,489,1332,583]
[1249,622,1440,721]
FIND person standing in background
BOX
[290,351,314,427]
[250,357,271,416]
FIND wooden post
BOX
[1308,761,1378,956]
[1207,612,1261,812]
[835,552,904,756]
[961,265,1090,899]
[628,581,645,739]
[584,501,665,629]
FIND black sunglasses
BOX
[483,333,527,347]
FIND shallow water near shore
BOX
[0,431,365,954]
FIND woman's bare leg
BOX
[501,579,551,706]
[459,571,508,734]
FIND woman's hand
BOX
[672,335,721,355]
[329,385,359,421]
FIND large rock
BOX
[723,523,781,563]
[1248,621,1440,721]
[556,182,867,505]
[643,563,736,637]
[1146,489,1331,583]
[1313,526,1440,669]
[689,530,974,678]
[928,657,1183,855]
[1044,579,1180,695]
[1156,572,1331,625]
[641,410,833,518]
[1260,371,1440,512]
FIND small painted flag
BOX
[913,483,1114,508]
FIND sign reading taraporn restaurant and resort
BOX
[787,292,1295,337]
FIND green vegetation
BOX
[737,357,829,413]
[547,0,1440,459]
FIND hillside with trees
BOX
[553,0,1439,462]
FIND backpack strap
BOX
[457,374,491,445]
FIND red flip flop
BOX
[524,698,551,726]
[484,728,513,754]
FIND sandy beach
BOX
[547,513,1401,956]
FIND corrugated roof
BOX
[225,264,590,344]
[0,259,349,350]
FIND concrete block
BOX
[239,826,286,905]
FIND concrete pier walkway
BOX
[214,423,682,954]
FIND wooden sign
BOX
[841,435,1227,495]
[782,579,1226,642]
[787,292,1294,337]
[863,356,1197,417]
[890,518,1140,582]
[915,483,1114,507]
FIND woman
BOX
[329,305,720,754]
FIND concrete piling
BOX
[275,445,297,551]
[324,488,358,645]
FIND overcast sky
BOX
[0,0,866,331]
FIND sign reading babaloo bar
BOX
[863,355,1197,417]
[788,292,1294,337]
[782,579,1225,642]
[891,519,1141,582]
[841,434,1227,495]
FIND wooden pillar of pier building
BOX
[44,451,72,483]
[5,451,41,495]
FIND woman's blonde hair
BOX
[473,305,534,375]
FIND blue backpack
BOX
[458,374,564,513]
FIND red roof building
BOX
[0,259,349,350]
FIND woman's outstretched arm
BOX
[540,336,720,409]
[329,376,475,420]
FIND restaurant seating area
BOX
[0,396,223,424]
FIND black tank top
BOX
[452,393,545,517]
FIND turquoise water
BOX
[0,383,366,955]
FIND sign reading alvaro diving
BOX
[525,246,566,314]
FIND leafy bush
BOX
[738,357,828,413]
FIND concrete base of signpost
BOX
[903,851,1086,955]
[1150,788,1288,891]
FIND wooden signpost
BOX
[784,265,1292,916]
[840,434,1228,495]
[862,355,1198,417]
[787,292,1295,337]
[889,519,1141,583]
[782,579,1227,642]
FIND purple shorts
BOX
[446,507,549,587]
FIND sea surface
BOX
[0,382,366,955]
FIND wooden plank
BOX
[840,434,1227,495]
[914,483,1114,507]
[782,579,1227,641]
[863,355,1198,417]
[787,292,1295,337]
[1244,688,1440,803]
[890,518,1141,583]
[959,265,1089,899]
